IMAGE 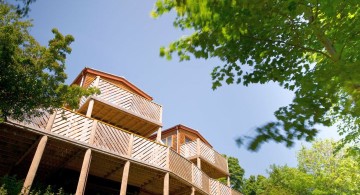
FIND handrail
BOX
[80,77,162,122]
[9,108,240,195]
[180,139,229,175]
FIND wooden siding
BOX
[7,108,241,195]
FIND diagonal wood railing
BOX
[80,78,162,123]
[180,139,229,175]
[8,108,240,195]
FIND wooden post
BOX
[120,161,130,195]
[21,135,48,195]
[76,149,92,195]
[94,76,100,87]
[79,75,85,87]
[166,147,171,169]
[227,176,231,187]
[217,180,221,195]
[176,126,180,153]
[88,120,98,145]
[86,100,95,117]
[196,138,201,168]
[163,172,169,195]
[191,164,194,183]
[45,111,57,131]
[197,158,201,169]
[156,127,162,143]
[196,138,201,156]
[191,186,195,195]
[156,105,163,143]
[85,76,100,118]
[127,134,134,157]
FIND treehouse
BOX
[0,68,242,195]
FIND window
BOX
[185,136,192,143]
[162,136,172,147]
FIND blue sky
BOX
[26,0,339,177]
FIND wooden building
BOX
[0,68,242,195]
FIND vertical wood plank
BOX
[217,180,221,195]
[86,99,95,117]
[156,127,162,143]
[166,147,170,169]
[45,111,57,131]
[76,149,92,195]
[120,161,130,195]
[196,138,201,156]
[197,158,201,169]
[127,134,134,157]
[191,164,194,183]
[86,76,100,118]
[88,120,98,145]
[21,135,48,195]
[163,172,169,195]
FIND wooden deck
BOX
[4,108,241,195]
[180,140,229,179]
[80,77,162,123]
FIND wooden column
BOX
[196,138,201,156]
[217,181,221,195]
[156,127,162,143]
[163,172,169,195]
[176,127,180,153]
[45,111,57,131]
[88,120,98,145]
[85,76,100,118]
[166,147,171,169]
[196,138,201,168]
[21,135,48,195]
[227,176,231,187]
[76,149,92,195]
[156,106,163,143]
[127,134,134,157]
[191,187,195,195]
[86,100,95,117]
[120,161,130,195]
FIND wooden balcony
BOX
[78,77,162,136]
[180,139,229,179]
[5,109,241,195]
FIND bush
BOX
[0,176,71,195]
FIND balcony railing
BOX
[80,77,162,123]
[180,139,229,176]
[8,109,240,195]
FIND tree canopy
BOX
[0,3,96,122]
[241,140,360,194]
[153,0,360,150]
[219,155,245,191]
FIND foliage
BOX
[0,3,97,122]
[242,175,267,195]
[255,140,360,195]
[0,175,23,195]
[6,0,37,16]
[219,155,245,191]
[0,175,71,195]
[153,0,360,150]
[264,165,312,195]
[240,140,360,194]
[297,140,360,194]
